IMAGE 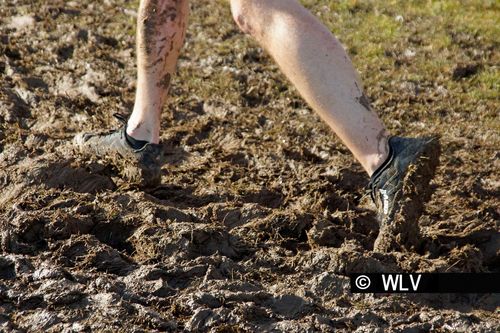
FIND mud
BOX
[0,1,499,332]
[158,73,172,89]
[356,93,371,112]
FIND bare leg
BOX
[127,0,189,144]
[230,0,389,175]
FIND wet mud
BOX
[0,1,499,332]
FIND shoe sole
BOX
[374,137,441,252]
[73,134,162,189]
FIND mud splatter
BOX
[138,0,159,56]
[157,73,171,89]
[375,129,389,155]
[138,0,182,58]
[235,14,253,35]
[357,92,371,112]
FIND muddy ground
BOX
[0,0,499,332]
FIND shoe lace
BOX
[366,138,395,207]
[113,113,128,124]
[367,178,380,207]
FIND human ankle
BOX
[124,130,149,149]
[370,151,393,179]
[365,134,391,176]
[126,119,159,144]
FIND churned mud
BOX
[0,1,499,332]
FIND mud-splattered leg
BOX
[230,0,389,176]
[127,0,189,143]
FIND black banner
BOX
[350,273,500,293]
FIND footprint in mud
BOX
[306,218,350,248]
[56,234,134,276]
[2,210,49,254]
[234,211,313,244]
[34,161,116,193]
[0,87,31,123]
[242,187,284,209]
[130,222,250,263]
[305,210,378,250]
[183,226,249,258]
[198,202,271,229]
[183,280,313,331]
[149,184,225,208]
[295,240,400,275]
[6,153,115,194]
[0,256,16,280]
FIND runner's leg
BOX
[229,0,389,175]
[127,0,189,144]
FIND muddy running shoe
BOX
[73,115,164,188]
[368,136,440,252]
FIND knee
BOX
[230,0,262,36]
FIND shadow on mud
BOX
[148,184,231,208]
[39,161,116,193]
